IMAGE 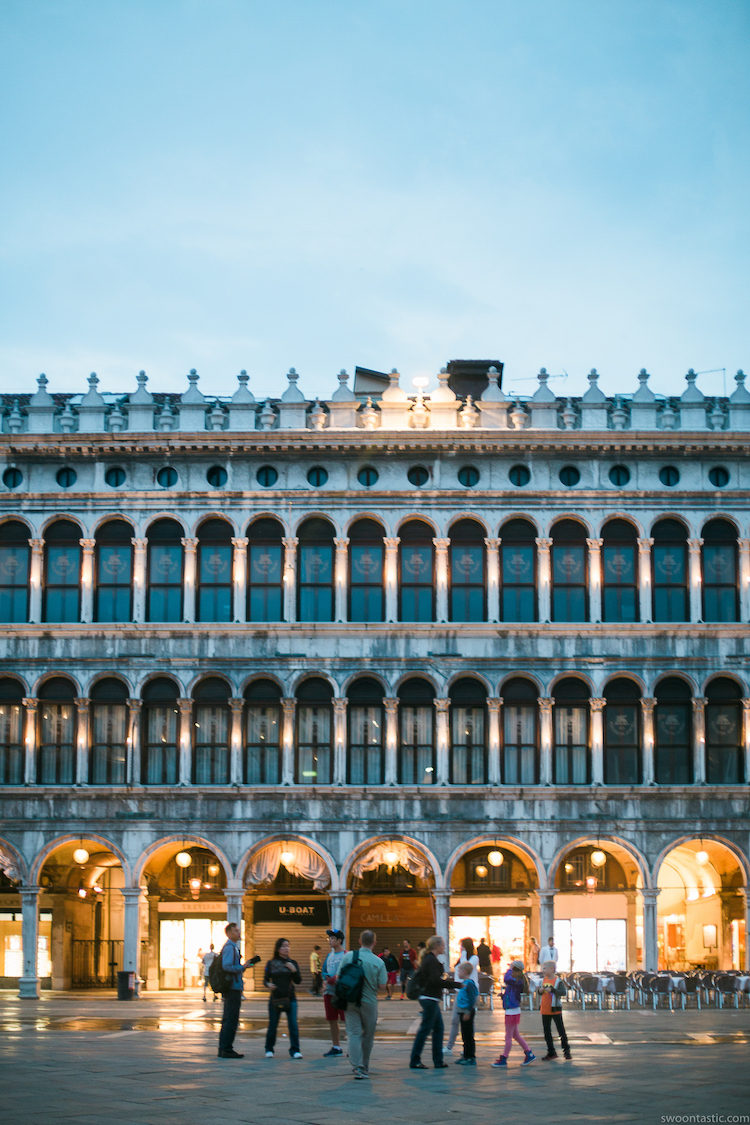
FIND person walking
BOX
[409,934,451,1071]
[454,960,479,1066]
[380,947,399,999]
[202,943,217,1002]
[477,938,492,975]
[399,939,417,999]
[338,929,388,1080]
[310,945,322,995]
[321,928,347,1056]
[217,923,254,1059]
[492,958,535,1068]
[263,937,303,1058]
[539,960,571,1060]
[444,937,479,1055]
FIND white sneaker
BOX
[265,1051,274,1058]
[443,1046,453,1055]
[291,1052,303,1059]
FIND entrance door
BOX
[159,918,228,989]
[449,914,527,976]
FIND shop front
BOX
[0,908,52,989]
[553,843,638,971]
[349,894,435,955]
[158,902,230,989]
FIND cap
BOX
[326,929,344,940]
[510,958,524,970]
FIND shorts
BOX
[387,971,398,986]
[323,994,345,1022]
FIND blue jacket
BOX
[221,939,244,991]
[456,979,479,1012]
[502,969,525,1011]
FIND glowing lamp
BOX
[586,875,597,891]
[188,877,202,894]
[280,850,294,866]
[384,850,399,866]
[77,882,87,899]
[73,847,90,865]
[207,862,220,878]
[696,850,709,866]
[487,850,504,867]
[475,864,488,878]
[590,850,606,868]
[175,851,192,868]
[564,862,573,873]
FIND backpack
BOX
[405,969,423,1000]
[333,950,364,1009]
[209,949,230,995]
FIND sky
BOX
[1,0,748,403]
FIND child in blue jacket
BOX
[454,960,479,1065]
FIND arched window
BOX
[0,678,24,784]
[502,678,538,784]
[297,519,334,622]
[348,519,384,622]
[601,519,638,622]
[652,519,688,622]
[603,679,641,784]
[147,519,184,622]
[141,678,179,785]
[449,520,486,622]
[244,679,281,784]
[95,520,132,622]
[89,678,128,784]
[37,677,76,784]
[398,679,435,785]
[399,520,434,622]
[551,520,587,622]
[193,678,231,785]
[705,678,743,784]
[43,520,81,623]
[247,518,284,622]
[347,677,385,784]
[655,677,693,784]
[702,519,739,622]
[500,519,537,622]
[197,519,233,622]
[553,678,590,784]
[449,678,487,784]
[0,520,30,623]
[295,678,333,784]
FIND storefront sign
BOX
[349,896,434,928]
[157,902,227,914]
[253,899,330,926]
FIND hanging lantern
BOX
[188,877,202,895]
[280,849,294,867]
[590,849,606,868]
[487,850,504,867]
[475,864,488,879]
[77,881,87,899]
[207,862,220,878]
[696,849,709,866]
[586,875,597,892]
[564,862,574,874]
[384,849,399,867]
[73,847,90,865]
[175,851,192,868]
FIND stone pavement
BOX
[3,991,749,1125]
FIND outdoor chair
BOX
[578,975,603,1010]
[715,975,741,1009]
[477,972,495,1011]
[682,976,702,1010]
[651,975,679,1011]
[608,973,631,1010]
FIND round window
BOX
[509,464,530,487]
[56,466,77,488]
[708,466,729,488]
[307,466,328,487]
[156,466,178,488]
[608,465,630,487]
[659,465,680,487]
[358,465,379,487]
[256,465,278,488]
[105,466,126,488]
[2,467,23,490]
[559,465,580,487]
[407,465,429,487]
[458,465,480,488]
[207,465,227,488]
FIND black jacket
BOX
[417,951,447,1000]
[263,956,301,999]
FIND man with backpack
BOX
[336,930,387,1080]
[216,922,256,1058]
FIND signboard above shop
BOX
[253,899,330,926]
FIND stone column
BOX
[486,697,502,785]
[538,697,553,785]
[280,698,296,785]
[177,698,193,786]
[432,890,451,949]
[590,698,605,785]
[28,539,44,623]
[641,698,656,785]
[624,890,638,971]
[743,890,750,972]
[484,538,501,622]
[688,538,704,622]
[131,538,148,623]
[22,698,37,785]
[333,698,347,785]
[75,698,90,785]
[229,698,244,785]
[538,890,555,950]
[127,699,142,786]
[536,538,552,622]
[231,537,248,623]
[742,700,750,788]
[433,538,450,623]
[121,888,142,976]
[334,538,349,623]
[146,891,160,990]
[79,539,96,624]
[642,889,660,971]
[586,538,603,623]
[738,539,750,622]
[329,890,350,937]
[434,698,450,785]
[637,538,654,623]
[181,538,198,623]
[384,538,400,623]
[19,886,41,998]
[282,537,298,623]
[383,697,399,786]
[692,697,707,784]
[225,885,245,929]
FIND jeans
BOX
[344,1001,378,1071]
[459,1009,476,1060]
[265,998,300,1055]
[410,998,444,1067]
[219,989,242,1053]
[542,1011,569,1054]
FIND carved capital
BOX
[484,537,501,550]
[590,698,606,713]
[231,537,249,550]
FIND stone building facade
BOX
[0,362,748,996]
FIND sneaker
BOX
[542,1052,558,1061]
[264,1050,274,1058]
[442,1045,453,1054]
[291,1052,303,1059]
[354,1067,370,1079]
[523,1051,536,1065]
[324,1047,343,1056]
[455,1057,477,1065]
[218,1049,244,1058]
[491,1056,508,1068]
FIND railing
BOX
[72,939,123,988]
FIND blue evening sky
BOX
[1,0,747,402]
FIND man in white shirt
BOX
[338,929,388,1080]
[542,936,560,965]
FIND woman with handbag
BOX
[263,937,303,1058]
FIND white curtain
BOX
[350,842,431,880]
[246,842,330,890]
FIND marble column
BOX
[75,697,90,785]
[688,538,704,622]
[590,698,605,785]
[333,698,347,785]
[329,890,351,937]
[432,890,451,948]
[384,538,400,623]
[127,699,142,786]
[586,538,603,623]
[231,537,248,623]
[434,697,450,785]
[535,538,552,622]
[538,890,555,950]
[637,538,654,623]
[334,538,349,623]
[641,698,656,785]
[177,698,193,786]
[738,539,750,622]
[79,539,96,624]
[486,697,502,785]
[18,885,41,998]
[181,538,198,623]
[433,538,450,623]
[383,697,399,785]
[484,538,501,622]
[538,697,553,785]
[642,889,660,971]
[692,697,707,784]
[229,698,244,785]
[28,539,44,623]
[131,538,148,623]
[146,891,161,991]
[22,697,37,785]
[282,537,298,623]
[225,885,244,929]
[121,888,143,976]
[742,700,750,788]
[280,698,296,785]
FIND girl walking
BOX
[492,958,535,1068]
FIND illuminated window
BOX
[295,678,333,785]
[449,678,487,784]
[347,677,385,785]
[141,678,179,785]
[192,678,231,785]
[89,678,128,785]
[244,679,281,785]
[553,678,590,784]
[37,678,76,785]
[398,679,435,785]
[603,679,641,784]
[502,678,538,784]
